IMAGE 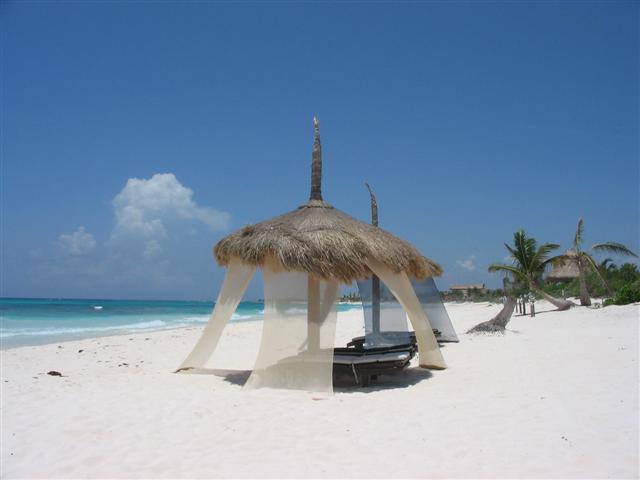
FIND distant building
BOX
[449,283,486,298]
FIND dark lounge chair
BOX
[332,328,451,387]
[333,333,418,387]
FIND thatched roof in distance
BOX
[214,118,442,284]
[547,250,580,282]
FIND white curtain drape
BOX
[366,258,447,370]
[244,268,339,392]
[412,277,459,342]
[176,258,256,371]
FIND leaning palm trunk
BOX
[531,281,574,310]
[468,297,517,333]
[578,261,591,306]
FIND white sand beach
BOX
[1,301,638,479]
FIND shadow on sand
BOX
[333,367,434,393]
[178,366,434,392]
[177,368,251,386]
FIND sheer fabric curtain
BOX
[366,258,447,370]
[245,268,339,393]
[177,259,256,371]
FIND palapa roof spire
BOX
[309,116,323,202]
[213,118,443,283]
[365,182,378,227]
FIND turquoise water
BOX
[0,298,359,349]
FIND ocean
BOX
[0,298,360,349]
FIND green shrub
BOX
[541,280,579,299]
[603,282,640,306]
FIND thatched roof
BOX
[547,250,580,281]
[214,118,442,283]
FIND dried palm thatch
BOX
[547,250,580,282]
[214,118,442,283]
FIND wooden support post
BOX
[372,275,381,334]
[308,275,321,353]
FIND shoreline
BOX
[1,299,367,350]
[0,315,255,352]
[0,297,606,351]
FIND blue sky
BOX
[2,2,638,300]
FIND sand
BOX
[1,300,638,479]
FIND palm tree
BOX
[554,218,638,306]
[489,230,574,310]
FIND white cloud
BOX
[456,257,476,271]
[58,226,96,255]
[110,173,230,256]
[143,239,162,258]
[31,174,229,294]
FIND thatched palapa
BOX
[178,117,447,391]
[547,250,580,282]
[214,118,441,284]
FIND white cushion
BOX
[333,351,411,365]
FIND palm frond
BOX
[513,229,539,271]
[599,258,615,272]
[488,263,525,280]
[591,242,638,257]
[512,231,529,267]
[534,243,561,268]
[504,243,518,260]
[574,217,584,249]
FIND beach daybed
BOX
[333,335,418,387]
[332,328,452,387]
